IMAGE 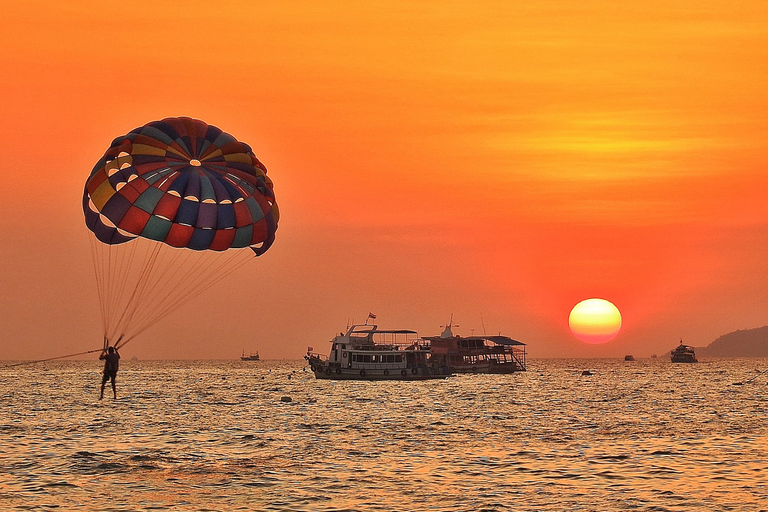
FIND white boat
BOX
[305,322,450,380]
[670,341,697,363]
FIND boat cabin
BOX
[332,325,428,369]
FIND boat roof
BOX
[467,335,526,346]
[349,329,418,334]
[424,334,526,346]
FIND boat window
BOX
[351,354,357,362]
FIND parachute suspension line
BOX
[102,239,116,338]
[122,248,254,345]
[101,238,119,344]
[122,248,205,339]
[108,238,140,342]
[116,248,255,348]
[122,250,252,346]
[89,233,136,347]
[90,235,154,347]
[90,234,150,347]
[120,244,194,345]
[88,234,109,341]
[130,248,252,333]
[112,241,165,340]
[102,238,119,338]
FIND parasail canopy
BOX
[83,117,279,350]
[84,116,278,254]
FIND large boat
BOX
[670,341,697,363]
[305,322,450,380]
[240,351,260,361]
[423,324,526,374]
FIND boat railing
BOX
[451,345,524,355]
[351,343,430,351]
[510,349,526,371]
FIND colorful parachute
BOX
[84,117,277,252]
[83,117,279,349]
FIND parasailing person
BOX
[99,346,120,400]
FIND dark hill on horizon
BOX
[697,326,768,357]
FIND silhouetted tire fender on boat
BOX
[336,368,342,375]
[325,368,332,376]
[383,370,389,376]
[412,368,418,375]
[401,369,407,377]
[360,370,366,377]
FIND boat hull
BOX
[671,355,697,363]
[447,362,522,374]
[308,360,448,380]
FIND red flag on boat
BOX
[307,346,313,353]
[368,312,377,319]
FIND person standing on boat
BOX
[99,346,120,400]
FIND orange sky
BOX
[1,1,766,359]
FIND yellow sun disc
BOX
[569,298,622,344]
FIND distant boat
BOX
[670,341,697,363]
[240,351,260,361]
[624,355,635,361]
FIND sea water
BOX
[1,358,767,511]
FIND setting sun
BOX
[569,298,622,344]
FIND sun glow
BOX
[569,298,622,344]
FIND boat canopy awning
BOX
[353,329,418,334]
[466,335,526,346]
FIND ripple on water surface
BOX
[1,358,767,511]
